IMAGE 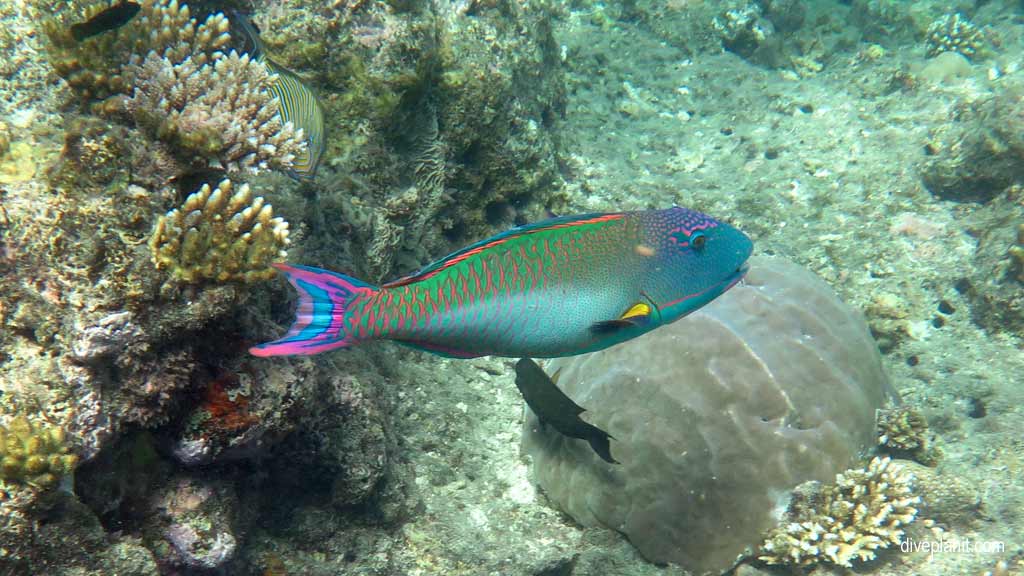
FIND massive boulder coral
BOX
[521,256,893,575]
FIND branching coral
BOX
[926,13,985,60]
[0,416,78,489]
[877,406,940,465]
[149,178,290,283]
[125,50,306,173]
[43,0,231,100]
[760,457,920,567]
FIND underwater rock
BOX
[70,311,142,362]
[522,255,893,575]
[959,194,1024,338]
[148,474,240,571]
[920,78,1024,203]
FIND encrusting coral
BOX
[925,13,985,60]
[0,416,78,489]
[759,457,920,568]
[149,178,290,283]
[125,50,306,173]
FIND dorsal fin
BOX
[381,212,625,288]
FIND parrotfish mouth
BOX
[725,262,750,291]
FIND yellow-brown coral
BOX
[760,457,920,567]
[149,178,289,283]
[0,416,78,489]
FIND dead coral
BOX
[149,178,289,283]
[760,457,920,568]
[125,50,306,173]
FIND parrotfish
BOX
[232,13,326,179]
[250,207,753,359]
[70,1,141,42]
[515,357,617,464]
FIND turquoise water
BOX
[0,1,1021,574]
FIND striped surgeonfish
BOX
[250,207,753,359]
[233,14,325,179]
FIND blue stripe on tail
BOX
[249,263,377,356]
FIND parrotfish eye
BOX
[690,231,707,250]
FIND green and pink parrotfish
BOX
[250,207,753,359]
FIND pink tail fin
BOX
[249,263,377,357]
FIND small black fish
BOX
[70,1,141,43]
[169,167,227,198]
[514,357,618,464]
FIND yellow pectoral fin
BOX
[621,302,651,320]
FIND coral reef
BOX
[124,50,307,174]
[0,416,78,488]
[926,13,985,60]
[276,0,567,280]
[149,178,290,284]
[42,0,231,101]
[522,256,893,575]
[877,406,941,465]
[759,457,920,567]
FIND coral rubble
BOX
[759,457,920,567]
[149,178,290,283]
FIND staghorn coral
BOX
[125,50,307,173]
[42,0,231,101]
[926,13,985,60]
[149,178,289,283]
[759,457,920,567]
[0,416,78,489]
